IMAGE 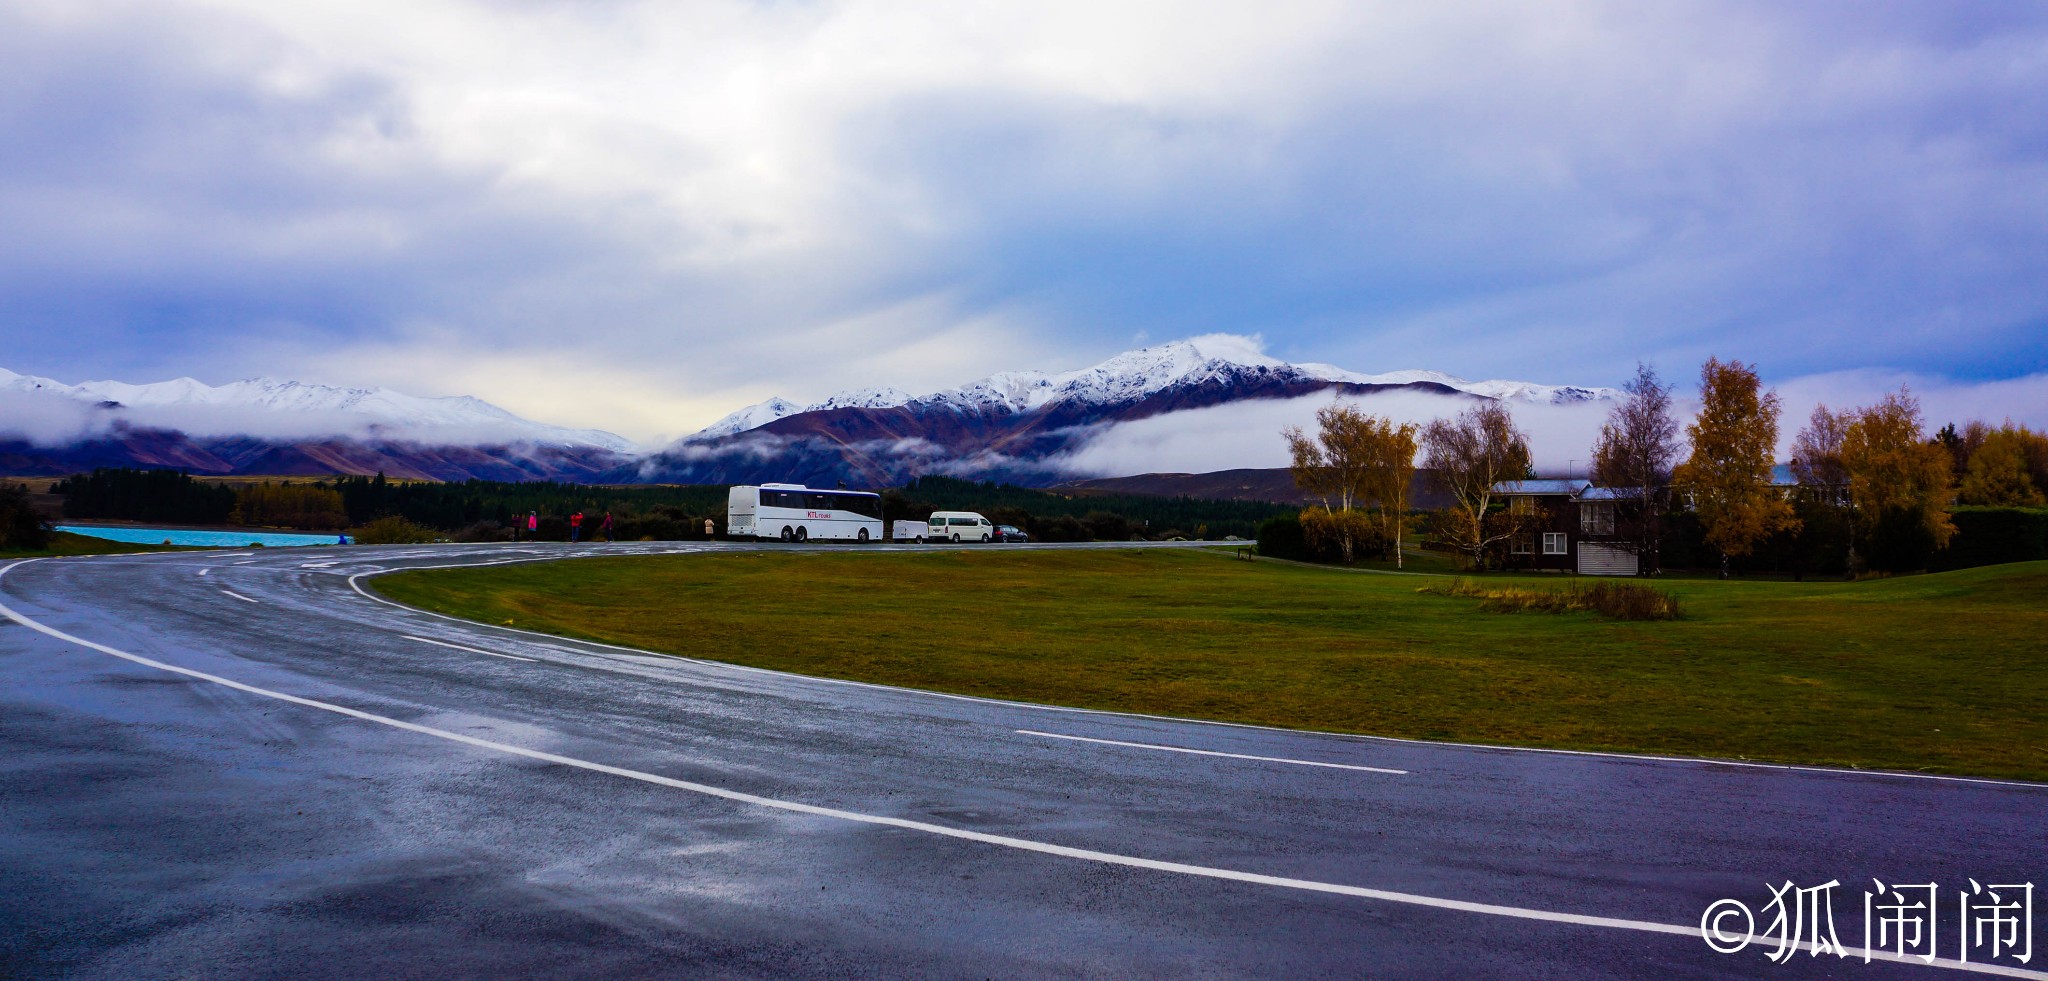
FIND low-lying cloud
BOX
[1052,371,2048,479]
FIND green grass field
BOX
[0,530,194,560]
[374,548,2048,781]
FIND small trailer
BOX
[890,520,927,542]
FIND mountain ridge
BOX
[624,337,1620,489]
[3,337,1618,485]
[1,367,633,452]
[689,335,1617,443]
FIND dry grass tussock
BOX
[1420,578,1684,620]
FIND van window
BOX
[951,517,973,526]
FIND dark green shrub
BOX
[1934,507,2048,570]
[452,520,512,543]
[351,516,437,545]
[616,504,692,541]
[1081,511,1131,541]
[1257,514,1311,561]
[1859,505,1940,573]
[1028,514,1089,543]
[0,483,51,550]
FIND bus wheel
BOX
[796,527,808,543]
[857,528,869,543]
[780,526,794,542]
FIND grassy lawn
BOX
[0,530,196,560]
[374,548,2048,781]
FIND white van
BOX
[926,511,994,543]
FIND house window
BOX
[1580,502,1614,536]
[1512,535,1534,555]
[1542,532,1568,555]
[1509,495,1535,515]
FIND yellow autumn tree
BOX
[231,483,348,530]
[1958,424,2048,507]
[1283,403,1418,564]
[1840,389,1955,571]
[1672,358,1798,579]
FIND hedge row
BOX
[1932,507,2048,570]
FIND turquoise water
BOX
[56,526,347,548]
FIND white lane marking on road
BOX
[219,589,259,604]
[197,569,210,577]
[342,564,2048,793]
[1017,729,1407,774]
[2,562,2042,978]
[301,561,337,569]
[402,634,535,662]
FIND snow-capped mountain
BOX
[2,368,633,451]
[0,367,636,481]
[631,335,1620,488]
[684,335,1617,441]
[3,337,1620,486]
[690,387,918,442]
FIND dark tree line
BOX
[53,469,1290,543]
[882,476,1292,541]
[56,469,237,525]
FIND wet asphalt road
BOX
[0,541,2041,980]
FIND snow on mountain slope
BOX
[1293,364,1618,404]
[686,388,920,442]
[809,387,916,412]
[1,368,634,450]
[689,397,807,442]
[685,334,1618,439]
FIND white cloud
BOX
[2,1,2043,432]
[0,391,100,445]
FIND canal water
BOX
[56,526,346,548]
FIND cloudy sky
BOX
[4,0,2046,443]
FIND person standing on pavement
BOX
[526,511,538,540]
[570,510,584,543]
[601,511,614,543]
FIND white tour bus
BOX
[728,483,884,543]
[926,510,995,543]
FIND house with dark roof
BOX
[1492,465,1805,576]
[1492,478,1590,572]
[1490,478,1642,576]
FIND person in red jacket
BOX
[570,510,584,543]
[601,511,614,543]
[526,511,538,540]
